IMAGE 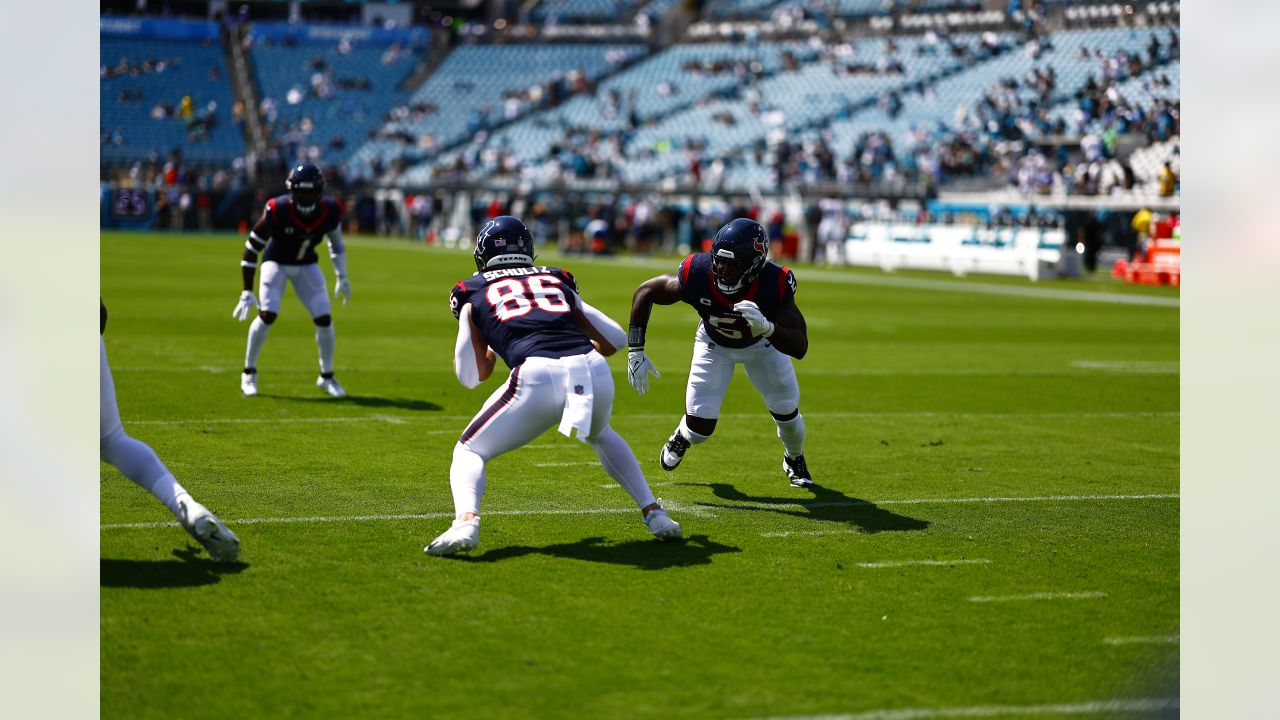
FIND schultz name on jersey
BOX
[450,265,594,368]
[676,253,798,348]
[258,194,343,266]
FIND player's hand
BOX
[334,276,350,305]
[232,290,258,321]
[627,349,660,395]
[734,300,775,337]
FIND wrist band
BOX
[628,324,646,348]
[763,322,775,338]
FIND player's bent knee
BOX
[99,426,128,463]
[686,415,717,437]
[771,408,800,422]
[258,310,278,324]
[313,314,332,327]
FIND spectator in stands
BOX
[1157,161,1178,197]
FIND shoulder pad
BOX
[677,254,696,289]
[449,280,471,320]
[778,265,797,299]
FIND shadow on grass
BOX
[683,482,930,534]
[452,534,740,570]
[260,394,443,412]
[101,548,249,589]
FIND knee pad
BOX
[313,314,332,327]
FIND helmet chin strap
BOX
[297,203,317,213]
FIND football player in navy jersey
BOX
[425,216,682,555]
[627,218,814,487]
[232,163,351,398]
[102,300,240,562]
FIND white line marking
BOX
[969,591,1106,603]
[1103,634,1179,645]
[856,559,993,568]
[713,494,1178,515]
[117,366,1180,377]
[1071,360,1179,374]
[533,461,600,467]
[741,697,1178,720]
[127,411,1179,426]
[600,480,683,489]
[101,494,1176,531]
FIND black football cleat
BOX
[783,454,813,487]
[660,431,691,471]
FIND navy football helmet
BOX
[473,216,535,272]
[286,163,325,214]
[710,218,769,293]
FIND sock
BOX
[588,427,657,509]
[100,427,190,518]
[244,316,271,371]
[315,323,336,375]
[449,443,486,518]
[775,413,806,458]
[677,417,711,445]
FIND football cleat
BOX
[659,431,691,471]
[644,501,683,541]
[783,454,814,488]
[316,374,346,398]
[240,370,258,396]
[178,499,241,563]
[425,518,480,556]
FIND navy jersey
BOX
[450,265,594,369]
[258,194,344,266]
[676,253,798,349]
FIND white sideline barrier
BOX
[837,223,1065,280]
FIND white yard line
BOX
[969,591,1106,603]
[600,480,683,489]
[741,697,1178,720]
[101,493,1176,531]
[856,559,993,568]
[532,461,601,467]
[128,410,1179,426]
[1103,634,1179,645]
[1071,360,1179,374]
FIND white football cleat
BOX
[425,518,480,556]
[644,501,683,541]
[177,499,241,563]
[240,371,258,396]
[316,374,346,398]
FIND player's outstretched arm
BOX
[625,275,680,394]
[327,226,350,305]
[233,216,271,320]
[574,296,627,356]
[453,304,496,388]
[766,298,808,359]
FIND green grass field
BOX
[101,231,1179,719]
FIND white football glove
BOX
[333,276,350,305]
[734,300,775,337]
[627,349,661,395]
[232,290,259,321]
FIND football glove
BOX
[627,349,661,395]
[334,275,350,305]
[232,290,259,321]
[734,300,774,338]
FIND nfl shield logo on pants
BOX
[574,385,584,395]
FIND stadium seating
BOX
[532,0,643,23]
[249,32,422,167]
[100,37,245,165]
[352,43,644,182]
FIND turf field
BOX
[101,231,1179,719]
